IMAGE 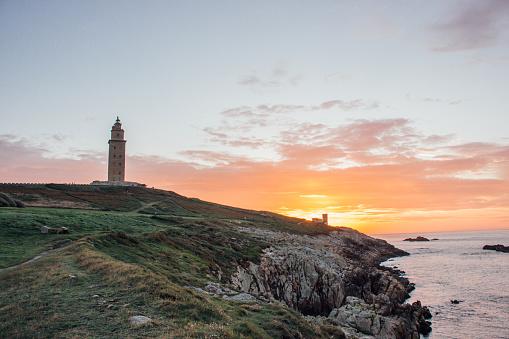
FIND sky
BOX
[1,0,509,234]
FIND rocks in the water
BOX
[130,315,151,324]
[483,244,509,253]
[450,300,463,304]
[403,236,429,242]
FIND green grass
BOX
[0,184,340,338]
[0,220,334,338]
[0,208,161,268]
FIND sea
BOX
[376,230,509,339]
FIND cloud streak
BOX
[430,0,509,52]
[237,63,302,93]
[2,114,509,234]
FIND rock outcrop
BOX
[403,236,429,242]
[483,244,509,253]
[230,226,431,338]
[130,315,152,325]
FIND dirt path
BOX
[0,240,72,273]
[131,197,168,213]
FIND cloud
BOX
[324,71,353,84]
[315,99,380,111]
[52,134,68,142]
[358,14,402,39]
[0,135,104,183]
[219,99,380,120]
[430,0,509,52]
[237,62,302,93]
[2,115,509,234]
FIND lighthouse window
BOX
[113,155,116,157]
[119,163,121,165]
[114,147,116,149]
[117,133,120,137]
[119,172,121,175]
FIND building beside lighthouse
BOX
[90,117,145,187]
[312,214,328,225]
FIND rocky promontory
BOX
[230,226,431,338]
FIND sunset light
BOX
[1,1,508,235]
[2,2,509,338]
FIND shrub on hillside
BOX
[0,193,26,208]
[0,196,9,207]
[0,193,16,207]
[14,200,26,208]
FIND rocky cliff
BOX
[230,226,431,338]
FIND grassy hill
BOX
[0,184,340,338]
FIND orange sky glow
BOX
[2,1,509,235]
[2,117,508,235]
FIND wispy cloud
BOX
[2,114,509,234]
[430,0,509,52]
[237,62,302,93]
[358,14,402,39]
[220,99,380,119]
[0,135,104,183]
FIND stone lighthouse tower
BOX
[108,117,126,182]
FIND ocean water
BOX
[377,230,509,339]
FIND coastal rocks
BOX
[403,236,439,242]
[403,236,429,242]
[223,293,257,301]
[231,244,346,315]
[328,296,382,337]
[204,282,236,295]
[231,227,431,338]
[305,297,432,339]
[483,244,509,253]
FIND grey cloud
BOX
[430,0,509,52]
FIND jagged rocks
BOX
[204,281,236,295]
[223,293,257,301]
[328,297,381,338]
[231,243,347,315]
[231,227,431,339]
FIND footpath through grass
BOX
[0,185,339,338]
[0,208,160,268]
[0,208,339,338]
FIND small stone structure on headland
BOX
[90,117,145,187]
[312,213,328,225]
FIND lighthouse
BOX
[108,117,126,182]
[90,117,145,187]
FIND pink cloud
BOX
[220,99,380,119]
[2,116,509,234]
[0,135,104,183]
